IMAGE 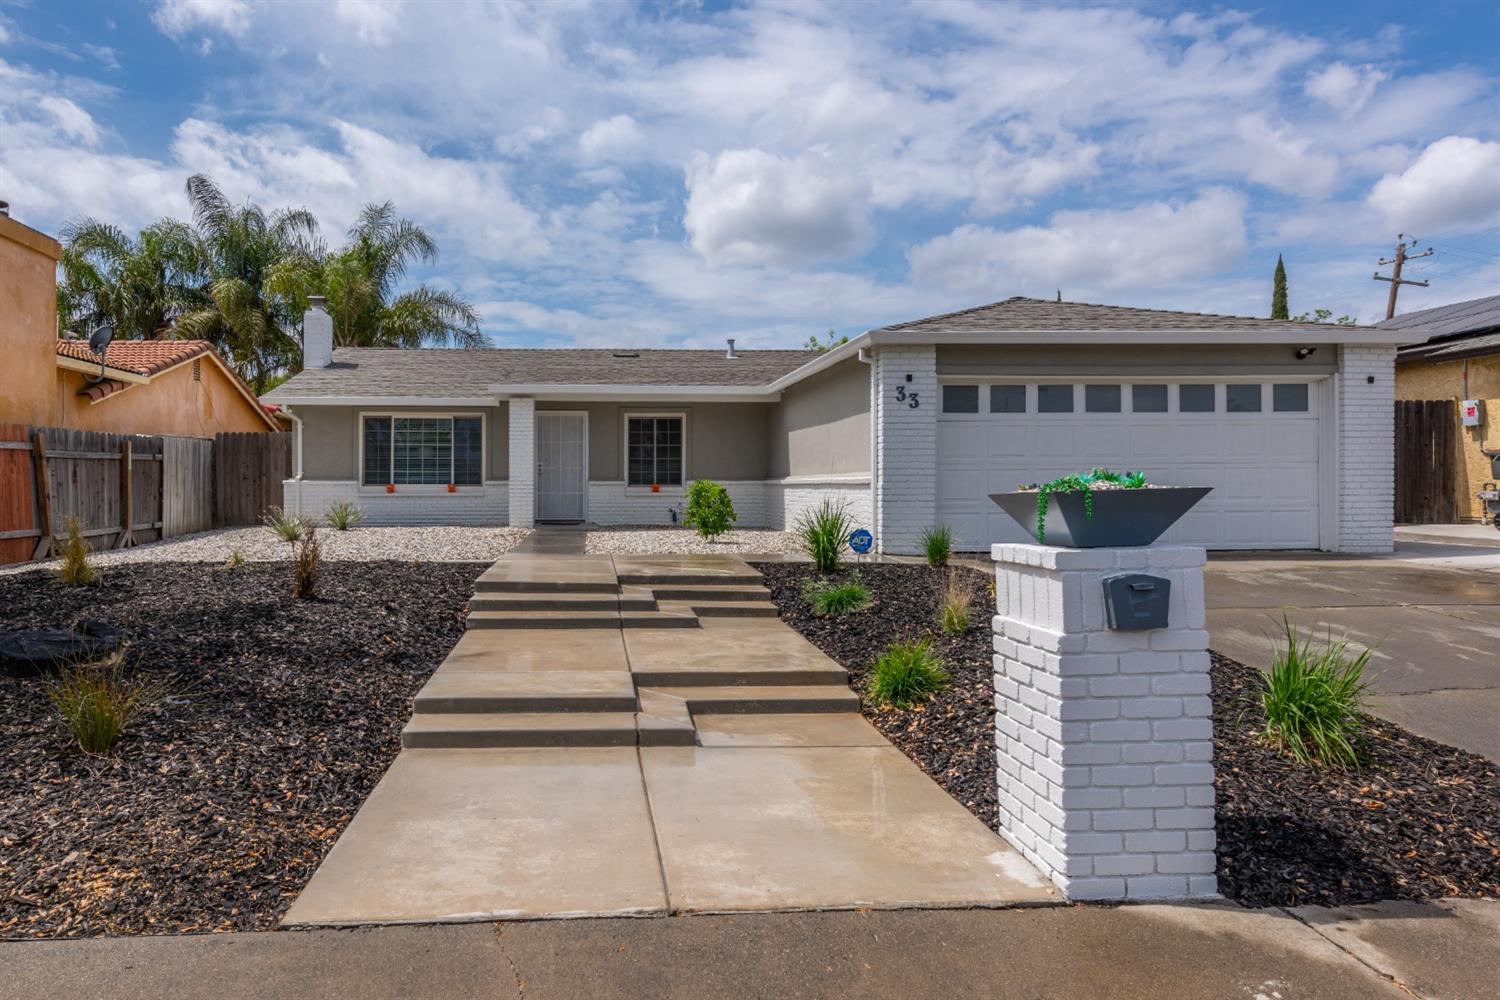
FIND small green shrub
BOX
[263,505,310,542]
[1260,615,1371,768]
[292,524,321,599]
[224,548,247,569]
[325,499,364,531]
[920,524,953,567]
[796,498,852,573]
[46,657,161,754]
[868,639,949,709]
[683,479,737,541]
[802,574,872,617]
[939,569,977,635]
[56,515,97,587]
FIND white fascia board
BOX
[764,335,873,392]
[55,356,152,384]
[865,328,1411,346]
[489,384,780,402]
[264,395,498,407]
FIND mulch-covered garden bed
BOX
[0,560,481,939]
[756,561,1500,908]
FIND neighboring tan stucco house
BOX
[0,210,62,427]
[1388,293,1500,521]
[265,295,1403,554]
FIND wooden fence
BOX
[0,424,291,565]
[1394,399,1458,525]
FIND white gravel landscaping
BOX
[0,525,529,574]
[583,526,804,555]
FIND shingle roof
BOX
[876,296,1364,334]
[265,347,819,400]
[57,338,214,376]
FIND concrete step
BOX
[469,595,656,613]
[413,671,639,714]
[635,689,697,747]
[659,600,778,619]
[401,711,639,748]
[620,610,700,629]
[645,685,860,714]
[467,610,623,629]
[630,666,850,688]
[472,579,619,594]
[649,584,772,602]
[617,571,764,587]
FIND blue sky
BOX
[2,0,1498,348]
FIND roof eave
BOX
[490,384,781,402]
[55,355,152,384]
[865,327,1410,346]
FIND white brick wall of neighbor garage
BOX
[991,542,1218,902]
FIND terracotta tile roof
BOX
[76,378,133,403]
[56,338,215,376]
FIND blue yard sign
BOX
[848,528,873,554]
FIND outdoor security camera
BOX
[1295,346,1317,360]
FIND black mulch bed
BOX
[0,560,481,939]
[756,562,1500,908]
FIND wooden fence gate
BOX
[213,432,292,526]
[1394,399,1457,525]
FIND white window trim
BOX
[623,411,688,490]
[356,410,487,494]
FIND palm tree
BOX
[173,174,323,393]
[56,218,201,339]
[277,202,484,351]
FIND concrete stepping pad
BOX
[647,685,859,714]
[436,630,629,673]
[283,748,668,925]
[694,713,890,748]
[413,671,638,714]
[402,711,639,748]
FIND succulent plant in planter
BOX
[991,468,1211,548]
[1029,468,1147,543]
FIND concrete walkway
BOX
[284,552,1052,926]
[10,899,1499,999]
[1206,548,1500,761]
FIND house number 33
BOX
[894,385,920,408]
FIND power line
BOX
[1372,233,1433,320]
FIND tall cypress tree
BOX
[1271,254,1289,320]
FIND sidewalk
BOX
[7,900,1497,999]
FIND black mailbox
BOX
[1102,574,1171,631]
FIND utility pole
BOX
[1373,234,1433,320]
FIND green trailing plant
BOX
[683,479,737,541]
[325,499,365,531]
[1030,468,1148,543]
[55,515,97,587]
[795,498,853,573]
[46,655,163,754]
[869,639,949,709]
[1259,615,1372,768]
[919,524,953,567]
[263,505,310,542]
[802,574,872,617]
[939,570,978,636]
[292,524,321,599]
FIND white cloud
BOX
[152,0,252,40]
[683,148,872,266]
[1369,136,1500,233]
[578,114,644,163]
[1305,62,1386,116]
[908,189,1248,297]
[1234,114,1339,196]
[83,44,121,71]
[335,0,402,46]
[38,96,102,146]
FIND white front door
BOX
[536,412,588,521]
[936,379,1325,551]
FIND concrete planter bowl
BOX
[989,486,1212,548]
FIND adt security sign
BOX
[848,528,873,555]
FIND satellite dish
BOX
[85,323,114,384]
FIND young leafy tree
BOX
[1292,308,1357,326]
[804,328,849,352]
[1271,254,1289,320]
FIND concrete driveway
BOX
[1206,537,1500,762]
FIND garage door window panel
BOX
[1273,383,1309,412]
[1227,384,1263,413]
[1085,384,1122,413]
[942,385,980,414]
[1179,384,1216,413]
[1037,385,1074,413]
[1132,384,1169,413]
[990,385,1026,414]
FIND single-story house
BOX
[1388,292,1500,520]
[54,338,284,436]
[264,295,1404,554]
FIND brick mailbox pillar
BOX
[991,542,1218,901]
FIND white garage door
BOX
[936,380,1324,551]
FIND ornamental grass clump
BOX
[796,498,852,573]
[56,515,97,587]
[46,655,162,754]
[292,524,321,599]
[683,479,737,541]
[920,524,953,567]
[869,639,949,709]
[325,499,364,531]
[1030,467,1147,542]
[938,569,978,636]
[802,574,872,617]
[1259,615,1372,768]
[263,505,310,542]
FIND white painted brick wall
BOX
[992,542,1218,901]
[586,480,768,527]
[770,478,874,533]
[1337,345,1395,553]
[283,479,509,526]
[508,398,536,529]
[873,345,937,554]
